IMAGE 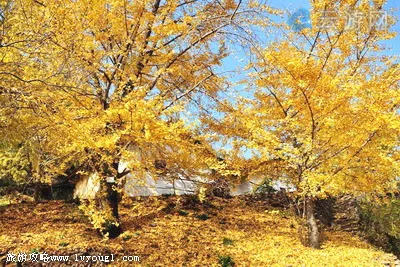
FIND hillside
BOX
[0,196,399,266]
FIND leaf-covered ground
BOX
[0,196,398,266]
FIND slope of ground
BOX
[0,196,398,266]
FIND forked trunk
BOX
[305,196,321,249]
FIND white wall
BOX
[73,169,295,199]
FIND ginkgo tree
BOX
[0,0,269,237]
[206,0,400,248]
[0,0,53,198]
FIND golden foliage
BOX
[206,0,400,199]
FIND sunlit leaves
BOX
[208,0,400,199]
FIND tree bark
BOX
[106,181,119,219]
[33,182,41,202]
[306,196,321,249]
[102,179,122,238]
[100,159,128,238]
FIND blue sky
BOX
[269,0,400,55]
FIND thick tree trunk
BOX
[305,196,321,249]
[106,181,119,219]
[95,150,128,238]
[102,179,122,238]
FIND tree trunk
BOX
[33,182,41,202]
[96,157,128,238]
[306,196,321,249]
[106,180,119,219]
[101,179,122,238]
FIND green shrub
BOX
[59,242,69,247]
[178,209,189,216]
[359,197,400,257]
[29,248,40,254]
[196,213,210,221]
[254,178,276,194]
[222,237,234,246]
[218,255,235,267]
